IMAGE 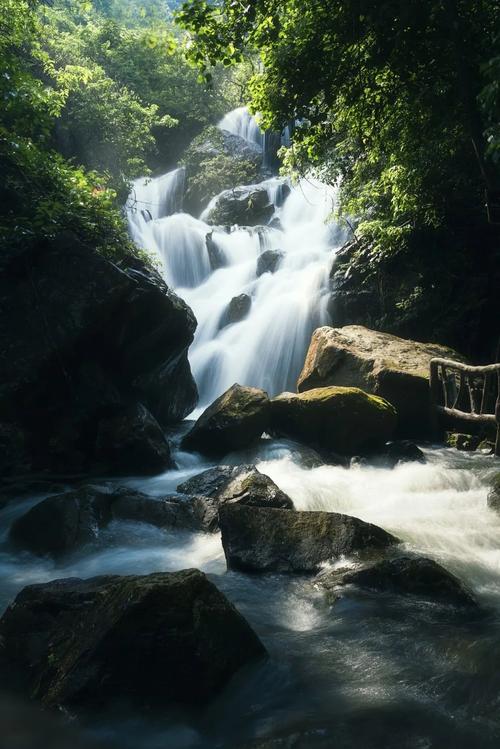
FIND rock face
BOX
[487,473,500,512]
[219,505,398,573]
[0,570,266,708]
[182,384,270,457]
[178,465,294,510]
[95,403,174,474]
[0,232,197,475]
[256,249,283,277]
[323,555,477,608]
[9,486,220,556]
[220,293,252,328]
[270,386,397,455]
[297,325,464,438]
[204,185,274,227]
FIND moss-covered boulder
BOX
[0,570,266,709]
[270,386,397,456]
[219,504,398,573]
[182,384,270,457]
[203,185,274,227]
[182,126,261,214]
[298,325,465,439]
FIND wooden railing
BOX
[430,358,500,457]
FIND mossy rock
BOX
[182,384,270,457]
[0,570,266,709]
[298,325,465,439]
[270,386,397,455]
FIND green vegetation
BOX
[0,0,246,258]
[178,0,500,354]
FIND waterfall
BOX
[218,106,264,149]
[127,110,347,412]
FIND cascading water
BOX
[128,129,346,408]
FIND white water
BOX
[128,149,345,408]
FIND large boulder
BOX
[0,570,266,708]
[178,465,294,510]
[321,555,477,608]
[0,232,197,475]
[182,126,262,213]
[297,325,464,438]
[182,384,270,457]
[9,486,220,557]
[219,504,398,573]
[270,386,397,456]
[204,185,274,227]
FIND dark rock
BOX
[0,569,266,708]
[182,384,270,457]
[204,186,274,227]
[383,441,426,466]
[270,386,397,456]
[297,325,465,439]
[0,422,30,475]
[9,486,113,557]
[487,473,500,512]
[0,232,197,475]
[256,250,284,277]
[321,555,477,608]
[446,432,481,451]
[95,403,174,475]
[219,504,398,573]
[9,486,221,557]
[206,232,226,270]
[178,465,293,510]
[220,293,251,328]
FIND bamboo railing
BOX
[430,358,500,456]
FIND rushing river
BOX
[1,109,499,748]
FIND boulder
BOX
[487,473,500,512]
[0,232,197,475]
[270,386,397,456]
[382,441,426,467]
[219,504,398,573]
[321,555,477,608]
[94,403,174,475]
[206,231,226,270]
[9,486,220,557]
[297,325,464,438]
[182,384,270,457]
[256,249,284,277]
[220,293,251,328]
[446,432,481,451]
[204,186,274,227]
[0,570,266,708]
[178,465,294,510]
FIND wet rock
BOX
[182,384,270,457]
[95,403,174,475]
[204,186,274,227]
[220,293,251,328]
[0,569,266,708]
[321,555,477,608]
[256,249,284,277]
[270,386,397,456]
[446,432,481,451]
[0,422,30,476]
[487,473,500,512]
[219,504,398,573]
[9,486,113,557]
[0,232,197,475]
[9,486,220,557]
[206,231,226,270]
[297,326,465,439]
[382,441,426,467]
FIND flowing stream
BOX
[1,109,500,748]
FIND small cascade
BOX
[218,106,264,149]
